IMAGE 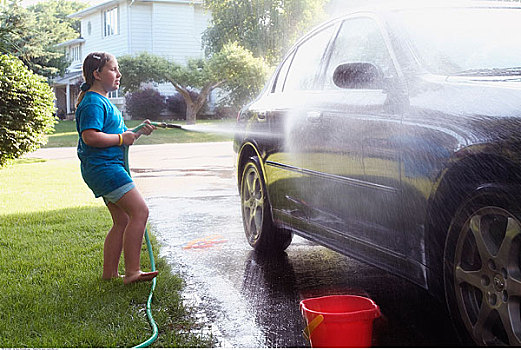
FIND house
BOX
[53,0,211,119]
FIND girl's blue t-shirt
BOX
[75,91,131,198]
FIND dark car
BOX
[234,1,521,346]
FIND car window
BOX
[283,25,335,92]
[389,8,521,75]
[272,51,295,93]
[324,17,395,90]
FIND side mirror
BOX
[333,62,384,89]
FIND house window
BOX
[103,6,119,37]
[108,89,119,98]
[70,45,81,62]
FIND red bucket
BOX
[300,295,381,348]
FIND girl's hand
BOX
[137,119,156,136]
[122,131,138,145]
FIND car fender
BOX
[424,150,521,298]
[236,141,268,190]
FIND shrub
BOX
[214,105,238,120]
[124,88,165,120]
[165,89,203,120]
[0,54,56,167]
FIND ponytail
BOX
[75,82,91,108]
[76,91,86,108]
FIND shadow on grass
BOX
[14,158,47,165]
[0,206,211,348]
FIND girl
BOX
[75,52,158,284]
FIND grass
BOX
[46,119,234,148]
[0,158,212,347]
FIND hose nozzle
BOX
[132,121,183,133]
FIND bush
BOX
[165,89,203,120]
[214,105,238,120]
[124,88,165,120]
[0,54,56,167]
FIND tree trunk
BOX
[167,79,225,124]
[186,102,197,125]
[183,84,213,124]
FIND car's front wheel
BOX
[240,156,292,253]
[444,190,521,346]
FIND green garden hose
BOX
[133,227,158,348]
[124,122,160,348]
[126,121,192,347]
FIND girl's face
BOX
[95,58,121,92]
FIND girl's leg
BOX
[102,202,129,279]
[115,187,158,284]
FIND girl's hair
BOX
[75,52,115,107]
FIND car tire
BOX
[443,189,521,346]
[240,156,292,253]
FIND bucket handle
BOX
[303,314,324,341]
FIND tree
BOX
[28,0,85,34]
[166,89,202,119]
[0,54,56,167]
[119,43,269,124]
[0,0,86,78]
[203,0,328,64]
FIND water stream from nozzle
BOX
[163,121,282,141]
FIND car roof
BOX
[333,0,521,15]
[289,0,521,53]
[267,0,521,96]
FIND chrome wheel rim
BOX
[454,206,521,345]
[241,164,264,244]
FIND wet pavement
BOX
[31,143,461,347]
[128,142,461,347]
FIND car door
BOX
[262,25,337,227]
[300,16,409,254]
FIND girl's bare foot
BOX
[123,270,158,284]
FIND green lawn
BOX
[46,119,233,147]
[0,158,212,347]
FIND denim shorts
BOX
[103,181,135,205]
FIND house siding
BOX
[129,3,153,54]
[57,0,211,118]
[151,2,209,63]
[80,3,130,59]
[77,1,209,64]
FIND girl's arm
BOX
[81,129,137,147]
[81,121,155,148]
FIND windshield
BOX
[388,8,521,76]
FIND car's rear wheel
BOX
[240,156,292,252]
[444,190,521,346]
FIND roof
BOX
[68,0,119,18]
[52,71,83,86]
[68,0,204,19]
[55,38,85,48]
